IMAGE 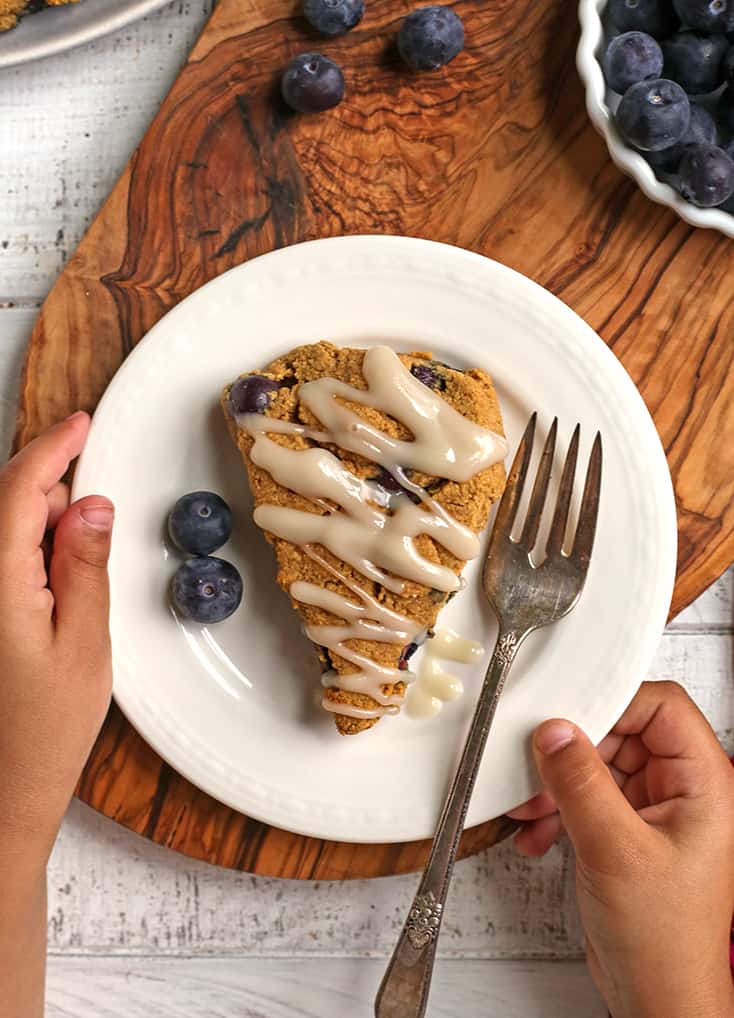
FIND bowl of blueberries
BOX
[577,0,734,234]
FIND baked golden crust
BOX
[221,342,506,735]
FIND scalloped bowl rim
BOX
[577,0,734,237]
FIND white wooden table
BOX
[1,4,732,1015]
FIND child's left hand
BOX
[0,412,114,867]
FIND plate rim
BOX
[0,0,172,69]
[72,234,678,843]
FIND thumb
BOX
[533,719,644,868]
[50,496,114,648]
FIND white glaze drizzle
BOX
[292,548,421,717]
[235,346,505,722]
[406,629,485,721]
[247,434,476,593]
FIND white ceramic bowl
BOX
[577,0,734,236]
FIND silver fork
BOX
[375,413,602,1018]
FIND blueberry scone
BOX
[221,342,506,735]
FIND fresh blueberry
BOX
[673,0,734,32]
[281,53,345,113]
[724,44,734,84]
[374,468,404,495]
[616,78,690,150]
[605,32,663,93]
[168,491,232,556]
[303,0,364,35]
[661,30,728,94]
[678,142,734,204]
[398,6,465,71]
[371,467,423,506]
[410,363,447,390]
[718,133,734,208]
[646,101,717,171]
[717,83,734,131]
[398,641,420,670]
[229,375,280,415]
[171,557,243,624]
[608,0,679,37]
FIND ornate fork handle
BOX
[374,627,524,1018]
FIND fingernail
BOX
[66,410,87,422]
[80,505,114,531]
[535,721,575,755]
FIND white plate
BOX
[73,235,677,844]
[0,0,171,69]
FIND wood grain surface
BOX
[13,0,734,878]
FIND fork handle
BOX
[374,628,524,1018]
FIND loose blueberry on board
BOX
[673,0,734,33]
[646,101,717,171]
[410,363,447,390]
[229,375,281,415]
[168,491,233,556]
[303,0,364,35]
[678,142,734,204]
[608,0,680,38]
[281,53,345,113]
[171,557,244,624]
[605,32,664,93]
[398,6,465,71]
[616,78,691,150]
[662,30,729,94]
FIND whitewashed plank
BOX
[0,305,34,454]
[669,570,733,631]
[45,632,730,959]
[0,0,213,299]
[47,797,585,959]
[45,957,606,1017]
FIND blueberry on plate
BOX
[303,0,364,35]
[678,142,734,205]
[616,78,690,150]
[605,32,664,93]
[410,362,447,390]
[171,556,243,624]
[725,44,734,83]
[646,101,716,171]
[662,30,729,94]
[281,53,345,113]
[168,491,232,556]
[398,6,465,71]
[673,0,734,32]
[608,0,679,38]
[229,375,281,415]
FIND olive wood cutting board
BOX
[13,0,734,878]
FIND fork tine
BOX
[546,424,580,556]
[570,432,603,569]
[519,417,557,550]
[490,412,537,541]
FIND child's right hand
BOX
[509,681,734,1018]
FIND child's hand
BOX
[0,412,114,867]
[509,681,734,1018]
